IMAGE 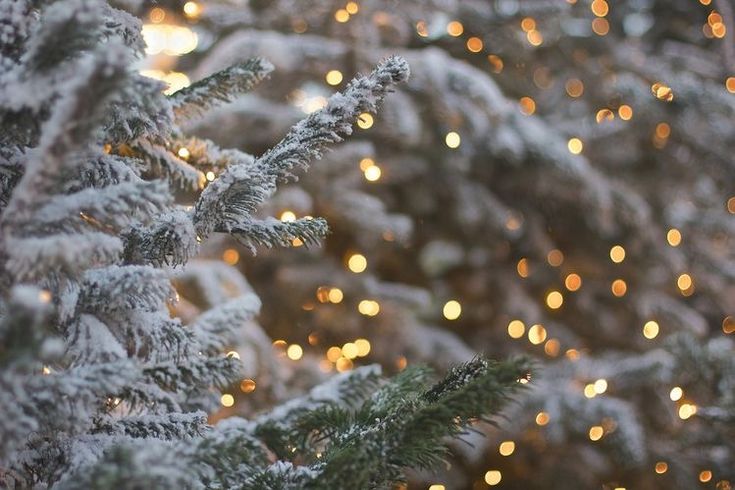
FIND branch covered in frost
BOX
[192,56,410,238]
[170,57,274,122]
[191,294,261,354]
[229,217,329,253]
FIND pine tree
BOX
[182,0,735,488]
[0,1,530,487]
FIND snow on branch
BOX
[2,43,129,232]
[228,216,329,253]
[193,56,410,239]
[170,57,274,122]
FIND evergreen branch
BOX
[93,412,208,440]
[193,56,410,238]
[170,58,274,122]
[191,294,261,354]
[33,180,171,233]
[309,357,530,489]
[22,0,103,74]
[1,42,129,231]
[5,233,123,281]
[228,217,329,254]
[131,140,203,191]
[122,209,199,268]
[78,265,174,313]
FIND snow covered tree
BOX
[172,0,735,488]
[0,1,531,487]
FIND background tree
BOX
[136,0,735,488]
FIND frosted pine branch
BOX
[170,57,274,122]
[193,56,410,238]
[229,217,329,253]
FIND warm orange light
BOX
[565,273,582,291]
[611,279,627,297]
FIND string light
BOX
[521,17,536,32]
[466,37,483,52]
[544,338,561,357]
[609,245,625,263]
[484,470,502,486]
[594,378,608,394]
[328,288,344,303]
[220,394,235,407]
[527,29,543,46]
[183,1,201,19]
[678,403,697,420]
[334,9,350,22]
[723,316,735,334]
[499,441,515,456]
[677,273,693,291]
[359,157,375,171]
[535,411,550,426]
[240,379,256,393]
[326,346,342,362]
[445,131,461,148]
[596,108,614,123]
[727,77,735,93]
[565,78,584,97]
[584,384,597,398]
[642,320,659,339]
[589,425,604,441]
[487,54,504,73]
[655,462,668,474]
[280,210,296,222]
[546,291,563,309]
[591,18,609,35]
[205,171,215,182]
[177,147,190,159]
[519,96,536,115]
[149,7,165,22]
[336,357,353,372]
[591,0,609,16]
[342,342,358,359]
[354,338,371,356]
[565,273,582,291]
[700,471,713,483]
[286,344,303,360]
[345,1,359,14]
[358,300,380,316]
[666,228,682,246]
[416,20,429,37]
[357,113,374,129]
[443,300,462,320]
[226,351,240,359]
[517,258,530,277]
[325,70,343,85]
[528,324,547,344]
[618,104,633,120]
[508,320,526,339]
[567,137,583,154]
[669,386,683,401]
[447,20,463,36]
[141,24,198,56]
[363,165,381,182]
[222,248,239,265]
[611,279,627,297]
[347,253,367,273]
[547,249,564,266]
[651,82,674,102]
